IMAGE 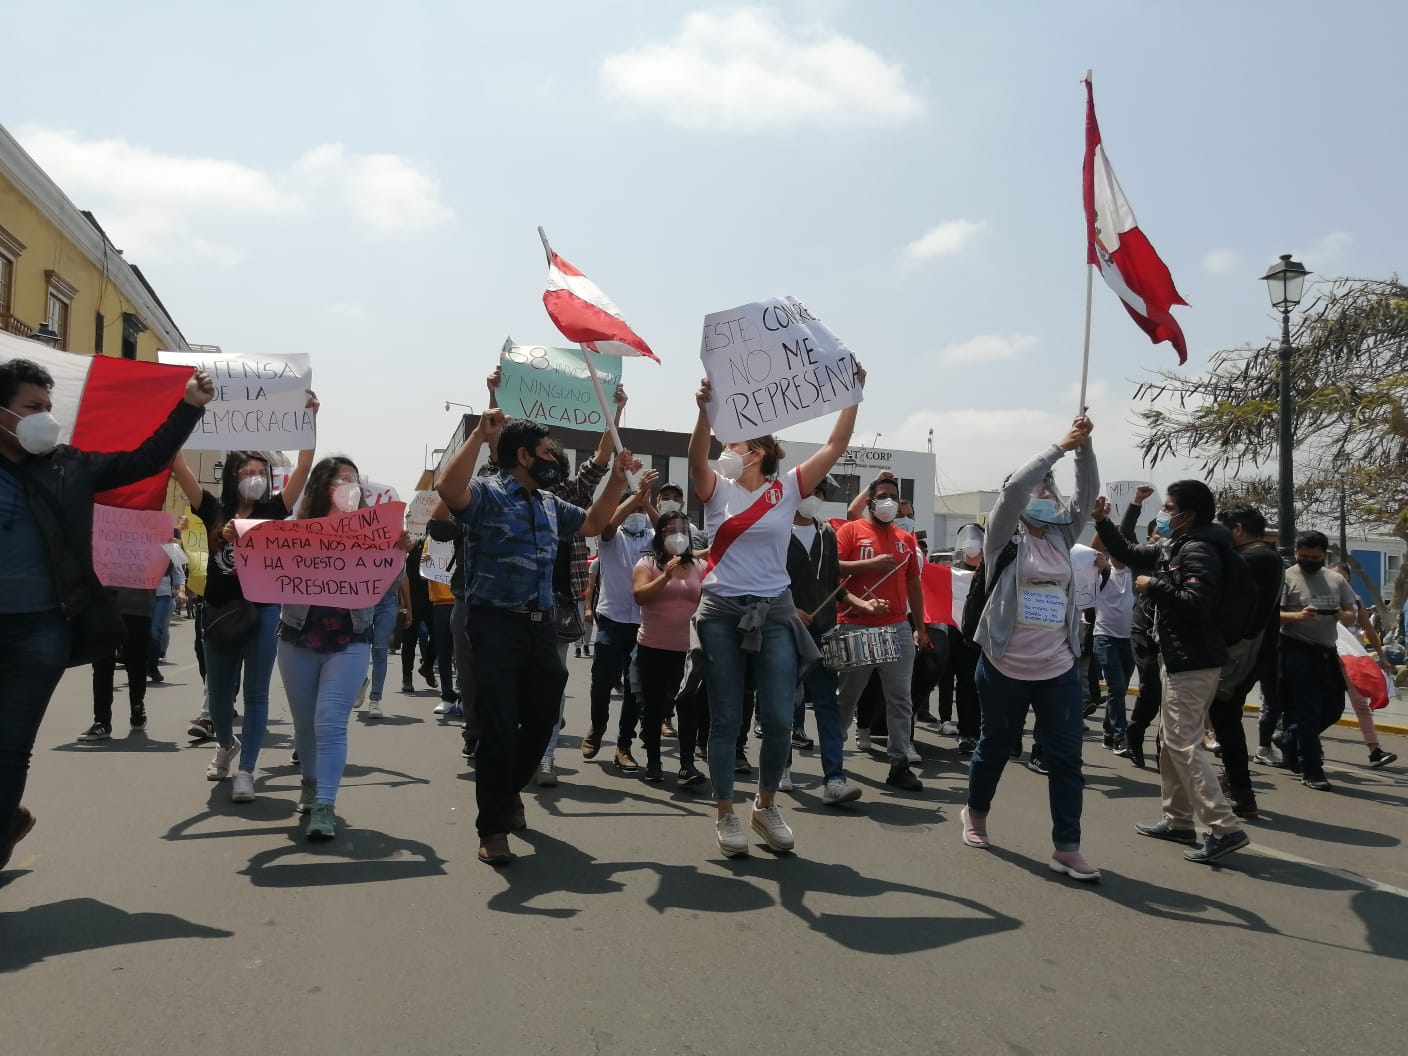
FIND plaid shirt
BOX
[454,471,586,609]
[556,457,605,600]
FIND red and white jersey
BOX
[836,518,921,627]
[701,468,803,598]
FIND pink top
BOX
[990,533,1076,681]
[634,556,704,652]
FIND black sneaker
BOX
[147,667,164,684]
[78,722,111,742]
[1083,701,1101,718]
[1368,747,1398,768]
[1135,820,1198,845]
[1125,723,1146,767]
[400,680,414,694]
[129,706,147,731]
[1112,735,1130,757]
[419,662,437,689]
[958,737,976,756]
[885,763,923,791]
[1184,829,1250,864]
[678,766,707,789]
[1026,755,1049,776]
[790,729,814,751]
[462,736,478,761]
[734,749,753,775]
[1102,733,1115,750]
[1302,773,1334,792]
[643,760,664,783]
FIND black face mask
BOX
[527,457,562,488]
[1296,558,1325,575]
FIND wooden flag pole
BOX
[538,225,625,456]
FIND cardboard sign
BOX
[421,537,455,585]
[406,491,440,535]
[497,341,622,431]
[160,351,315,451]
[1105,480,1159,535]
[180,511,209,595]
[232,502,406,605]
[700,296,863,443]
[92,505,177,589]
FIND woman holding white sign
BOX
[171,396,317,802]
[687,369,864,859]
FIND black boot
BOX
[1125,723,1146,768]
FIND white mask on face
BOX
[796,495,823,520]
[657,499,682,516]
[2,407,62,455]
[664,532,690,556]
[872,497,899,523]
[331,482,361,513]
[716,449,745,481]
[238,475,268,501]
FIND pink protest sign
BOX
[233,502,406,606]
[92,505,177,589]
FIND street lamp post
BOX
[1261,253,1311,561]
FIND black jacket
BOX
[0,399,204,623]
[1240,541,1286,642]
[1095,517,1231,673]
[786,522,840,636]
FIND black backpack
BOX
[1207,537,1260,644]
[960,539,1018,646]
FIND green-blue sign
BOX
[498,340,622,432]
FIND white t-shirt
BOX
[702,467,803,598]
[1094,566,1135,639]
[791,523,818,551]
[595,527,654,624]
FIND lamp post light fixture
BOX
[28,322,62,348]
[1261,253,1311,561]
[444,401,475,413]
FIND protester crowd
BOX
[1,353,1402,878]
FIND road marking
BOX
[1247,842,1408,899]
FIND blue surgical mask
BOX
[1154,513,1172,538]
[623,513,650,535]
[1024,498,1070,526]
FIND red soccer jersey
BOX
[835,518,922,627]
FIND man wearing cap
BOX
[654,481,708,551]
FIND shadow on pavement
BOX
[522,777,707,820]
[0,898,233,973]
[51,731,182,754]
[355,713,425,727]
[238,829,447,888]
[1246,809,1399,849]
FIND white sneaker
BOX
[231,770,256,802]
[777,769,794,792]
[1254,745,1283,766]
[715,813,749,857]
[354,677,369,710]
[857,729,872,751]
[433,702,451,716]
[206,738,241,781]
[750,800,795,852]
[940,720,959,737]
[905,746,922,765]
[367,701,383,720]
[822,778,863,806]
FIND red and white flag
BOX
[543,250,658,362]
[1337,623,1391,711]
[0,331,193,510]
[1083,76,1189,364]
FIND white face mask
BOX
[664,532,690,556]
[331,482,361,513]
[237,475,268,501]
[657,499,682,516]
[2,407,62,455]
[716,449,745,481]
[872,497,899,523]
[796,495,823,520]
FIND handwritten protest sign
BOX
[362,480,400,507]
[160,351,315,451]
[180,511,209,595]
[406,491,440,535]
[421,537,455,585]
[232,502,406,605]
[1105,480,1159,535]
[700,297,863,443]
[92,505,177,589]
[497,341,622,431]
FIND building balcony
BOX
[0,311,35,337]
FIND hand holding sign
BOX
[234,502,407,605]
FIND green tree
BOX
[1136,277,1408,627]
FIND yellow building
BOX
[0,121,185,360]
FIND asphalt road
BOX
[3,618,1405,1056]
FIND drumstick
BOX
[811,561,907,622]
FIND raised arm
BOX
[171,451,205,509]
[688,379,717,502]
[1092,498,1161,572]
[86,372,213,493]
[1066,422,1099,530]
[278,389,320,513]
[437,409,502,513]
[798,364,865,496]
[580,448,639,538]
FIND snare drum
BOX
[819,625,903,671]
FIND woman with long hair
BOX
[277,456,410,839]
[687,370,864,858]
[631,508,706,785]
[172,407,316,801]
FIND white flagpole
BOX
[1078,69,1094,416]
[537,225,624,455]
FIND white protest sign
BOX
[700,296,863,443]
[160,350,315,451]
[422,538,455,585]
[498,341,622,431]
[362,480,400,507]
[406,491,440,535]
[1105,480,1159,535]
[1071,543,1100,610]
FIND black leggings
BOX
[636,644,689,767]
[92,614,151,724]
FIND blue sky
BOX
[6,1,1400,499]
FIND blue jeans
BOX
[278,640,370,805]
[697,608,797,800]
[1278,637,1345,778]
[150,593,173,663]
[205,602,280,772]
[800,651,844,783]
[369,589,400,697]
[0,610,70,835]
[1093,635,1134,737]
[969,656,1085,851]
[589,614,640,748]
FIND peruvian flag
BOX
[1083,76,1189,364]
[1337,622,1392,711]
[0,331,193,510]
[543,249,659,362]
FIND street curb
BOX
[1113,687,1407,738]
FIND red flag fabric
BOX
[920,562,957,628]
[1083,77,1189,364]
[543,250,659,362]
[1337,623,1390,711]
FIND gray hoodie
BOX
[974,442,1099,665]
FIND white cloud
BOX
[1308,230,1352,265]
[904,219,986,262]
[294,144,452,234]
[600,9,925,133]
[937,332,1037,365]
[1201,248,1240,275]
